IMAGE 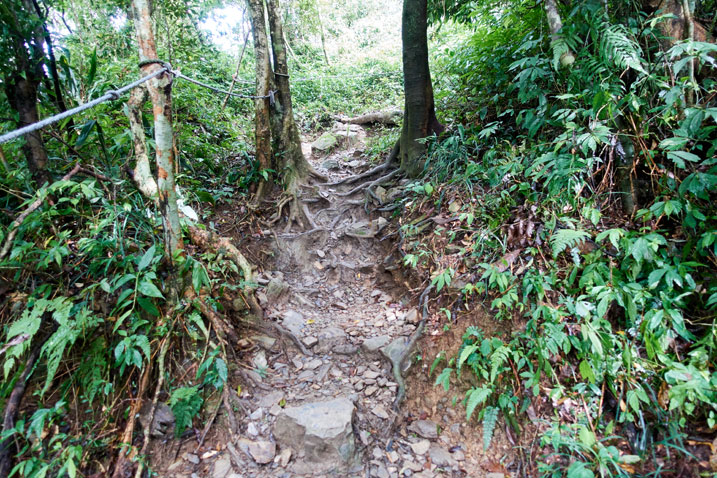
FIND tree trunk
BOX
[132,0,183,258]
[316,1,330,66]
[544,0,576,67]
[3,0,52,187]
[266,0,312,182]
[247,0,317,202]
[247,0,274,200]
[126,84,159,201]
[400,0,444,178]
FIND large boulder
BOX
[273,398,357,472]
[312,132,338,152]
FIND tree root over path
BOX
[390,284,433,412]
[187,225,263,318]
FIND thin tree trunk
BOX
[400,0,443,178]
[126,84,159,201]
[4,0,52,187]
[31,0,72,129]
[222,28,251,111]
[132,0,183,258]
[544,0,576,67]
[316,1,330,66]
[266,0,312,181]
[247,0,274,200]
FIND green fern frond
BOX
[600,22,647,74]
[489,345,510,384]
[550,228,591,257]
[483,406,500,450]
[466,386,491,420]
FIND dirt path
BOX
[151,124,507,478]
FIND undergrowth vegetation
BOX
[395,0,717,475]
[0,0,402,475]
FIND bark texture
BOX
[400,0,444,178]
[132,0,183,257]
[643,0,712,45]
[247,0,273,200]
[246,0,316,201]
[544,0,576,67]
[126,84,159,201]
[3,0,52,187]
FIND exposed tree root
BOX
[242,317,313,356]
[134,329,172,478]
[0,338,44,477]
[111,361,151,478]
[187,226,262,319]
[391,283,432,412]
[185,288,238,345]
[335,168,401,197]
[321,163,389,187]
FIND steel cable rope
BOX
[0,66,168,145]
[0,64,401,145]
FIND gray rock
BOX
[334,344,359,355]
[409,439,430,455]
[274,398,356,472]
[373,463,390,478]
[364,385,378,396]
[408,420,439,439]
[277,447,292,467]
[321,159,341,170]
[252,335,276,350]
[282,310,304,337]
[404,308,419,324]
[212,454,232,478]
[183,453,200,465]
[401,461,424,473]
[259,391,284,408]
[428,444,455,467]
[139,402,175,437]
[302,336,318,348]
[237,439,276,464]
[362,335,390,354]
[316,326,347,353]
[246,422,259,436]
[304,358,323,370]
[312,132,338,151]
[372,405,389,420]
[265,277,288,301]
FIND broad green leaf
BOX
[137,245,156,271]
[138,280,164,298]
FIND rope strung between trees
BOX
[171,71,276,101]
[0,60,400,146]
[0,66,169,145]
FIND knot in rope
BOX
[105,90,120,101]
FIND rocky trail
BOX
[151,120,511,478]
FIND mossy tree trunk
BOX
[400,0,444,178]
[247,0,316,202]
[132,0,183,259]
[2,0,52,188]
